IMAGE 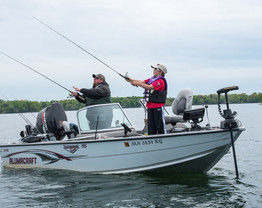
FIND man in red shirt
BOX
[127,64,167,135]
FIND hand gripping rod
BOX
[33,17,127,80]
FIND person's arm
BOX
[128,78,154,90]
[80,84,110,98]
[72,86,86,103]
[75,93,86,103]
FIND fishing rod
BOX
[1,95,35,128]
[0,51,85,100]
[19,112,34,127]
[33,16,129,80]
[0,51,86,100]
[13,96,37,119]
[0,51,72,93]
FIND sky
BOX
[0,0,262,101]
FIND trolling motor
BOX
[217,86,239,129]
[217,86,240,178]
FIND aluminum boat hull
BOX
[0,128,244,174]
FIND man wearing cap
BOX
[127,64,168,135]
[72,74,112,130]
[72,73,111,106]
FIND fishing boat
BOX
[0,86,244,175]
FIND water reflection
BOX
[143,172,210,187]
[0,168,247,208]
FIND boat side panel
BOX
[0,130,243,173]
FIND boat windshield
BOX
[77,103,132,132]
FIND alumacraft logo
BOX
[64,145,80,154]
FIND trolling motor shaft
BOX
[217,86,239,129]
[217,86,240,179]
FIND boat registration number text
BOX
[131,139,163,146]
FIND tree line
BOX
[0,92,261,114]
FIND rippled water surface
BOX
[0,104,261,207]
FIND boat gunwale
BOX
[0,127,245,148]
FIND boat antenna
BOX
[33,16,129,80]
[0,51,73,93]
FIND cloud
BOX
[1,0,262,101]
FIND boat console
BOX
[77,103,139,138]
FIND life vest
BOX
[144,76,167,103]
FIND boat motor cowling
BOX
[36,102,67,140]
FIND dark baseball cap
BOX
[92,74,105,81]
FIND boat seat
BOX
[165,88,193,126]
[168,123,188,133]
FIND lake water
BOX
[0,103,261,208]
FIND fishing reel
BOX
[67,92,74,98]
[124,72,130,81]
[124,72,138,88]
[217,86,239,129]
[67,92,85,101]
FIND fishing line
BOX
[1,95,35,127]
[1,51,85,101]
[0,51,72,93]
[33,16,128,80]
[13,96,37,119]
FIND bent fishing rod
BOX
[0,51,84,100]
[1,95,36,129]
[33,16,129,80]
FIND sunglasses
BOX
[153,68,161,72]
[94,77,100,79]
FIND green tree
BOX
[247,93,258,103]
[258,93,262,103]
[1,92,262,114]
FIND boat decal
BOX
[64,144,80,154]
[4,149,73,165]
[124,142,130,147]
[9,157,37,165]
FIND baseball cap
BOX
[151,64,167,74]
[92,74,105,81]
